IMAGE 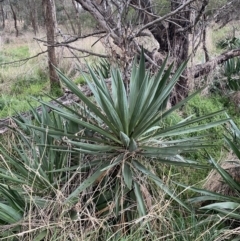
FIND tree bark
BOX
[9,0,18,37]
[43,0,60,90]
[168,0,191,104]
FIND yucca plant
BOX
[26,50,229,217]
[0,104,79,193]
[215,37,240,92]
[0,105,85,240]
[0,49,229,237]
[216,37,240,50]
[222,57,240,91]
[92,58,111,78]
[184,116,240,229]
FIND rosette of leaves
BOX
[224,57,240,91]
[1,50,229,232]
[217,37,240,50]
[47,50,228,218]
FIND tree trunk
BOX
[0,3,4,29]
[74,0,240,105]
[28,0,38,35]
[130,0,191,103]
[9,1,18,37]
[168,0,190,104]
[43,0,60,90]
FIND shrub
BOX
[0,50,229,239]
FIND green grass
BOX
[0,94,52,117]
[5,45,29,59]
[182,94,227,159]
[74,75,86,85]
[0,43,63,118]
[162,93,240,197]
[0,45,29,64]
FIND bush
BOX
[0,50,229,239]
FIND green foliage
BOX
[222,57,240,91]
[216,37,240,50]
[97,211,221,241]
[182,94,226,160]
[74,75,86,85]
[187,117,240,231]
[2,46,29,60]
[219,96,240,127]
[0,95,42,117]
[0,66,61,118]
[0,50,229,238]
[215,36,240,92]
[92,58,111,79]
[44,51,227,215]
[10,76,48,95]
[50,82,63,96]
[168,213,222,240]
[183,94,224,117]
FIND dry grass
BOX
[0,26,108,95]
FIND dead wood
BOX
[190,48,240,78]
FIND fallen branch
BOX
[191,48,240,78]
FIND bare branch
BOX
[0,51,48,66]
[53,44,109,58]
[133,0,196,38]
[75,0,119,41]
[33,30,106,45]
[176,0,209,33]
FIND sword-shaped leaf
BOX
[123,163,133,189]
[133,160,191,211]
[65,162,109,205]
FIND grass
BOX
[0,27,108,119]
[1,21,240,241]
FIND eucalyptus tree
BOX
[72,0,240,104]
[42,0,60,89]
